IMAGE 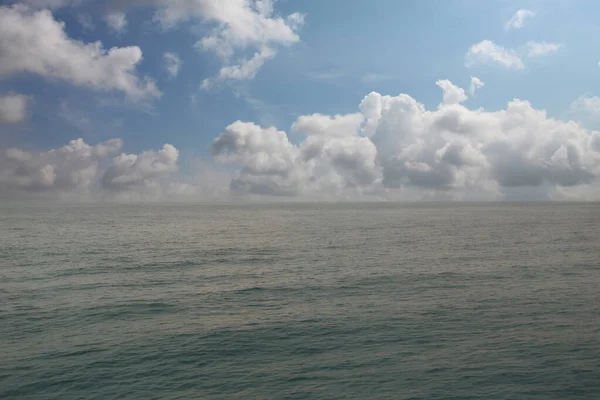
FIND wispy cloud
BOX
[466,39,561,69]
[571,95,600,118]
[465,40,524,69]
[202,47,275,90]
[526,41,562,58]
[504,9,536,31]
[361,73,394,83]
[76,12,94,31]
[307,69,345,81]
[469,77,485,97]
[163,52,182,79]
[105,11,127,33]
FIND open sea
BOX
[1,203,599,399]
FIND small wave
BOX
[49,348,107,359]
[82,301,177,321]
[232,286,267,294]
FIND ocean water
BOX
[1,203,599,399]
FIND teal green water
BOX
[1,203,599,399]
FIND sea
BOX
[1,203,599,399]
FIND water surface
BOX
[1,203,599,399]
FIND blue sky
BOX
[1,0,600,201]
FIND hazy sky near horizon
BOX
[1,0,600,201]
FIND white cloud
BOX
[364,86,600,195]
[105,12,127,33]
[466,39,561,70]
[211,118,380,196]
[102,144,179,192]
[107,0,304,87]
[191,1,303,59]
[163,52,182,78]
[0,137,189,201]
[201,47,275,89]
[469,77,485,97]
[465,40,524,69]
[0,5,160,101]
[211,121,305,196]
[0,93,28,123]
[526,41,562,58]
[574,96,600,117]
[436,80,468,105]
[366,86,599,193]
[292,113,364,137]
[213,80,600,200]
[505,9,536,31]
[0,138,122,196]
[4,78,600,201]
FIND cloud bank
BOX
[212,80,600,201]
[0,138,187,201]
[4,80,599,202]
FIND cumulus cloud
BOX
[505,9,536,31]
[469,77,485,97]
[465,40,524,69]
[0,138,122,197]
[0,5,160,101]
[526,41,562,58]
[211,121,304,196]
[163,52,182,79]
[0,93,28,123]
[212,119,379,196]
[363,87,599,193]
[292,113,364,137]
[5,81,600,202]
[107,0,304,87]
[190,1,303,58]
[436,80,468,105]
[213,80,600,200]
[0,138,188,200]
[102,144,179,192]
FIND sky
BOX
[1,0,600,202]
